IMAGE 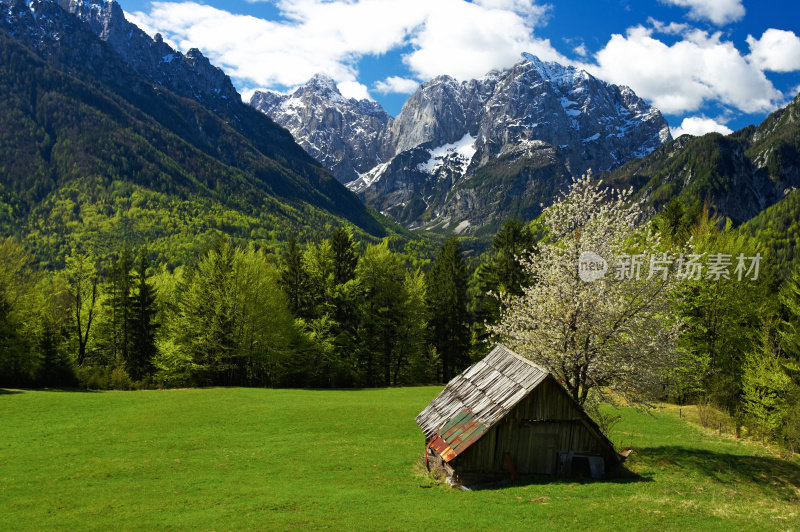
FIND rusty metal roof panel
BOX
[416,344,548,441]
[432,408,490,462]
[429,434,457,462]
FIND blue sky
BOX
[120,0,800,136]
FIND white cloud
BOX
[128,0,788,123]
[130,1,391,89]
[747,29,800,73]
[124,10,179,48]
[374,76,420,95]
[473,0,552,26]
[238,87,268,104]
[337,80,372,100]
[589,25,781,114]
[130,0,562,93]
[671,116,733,137]
[573,43,587,57]
[402,0,567,80]
[473,0,545,13]
[660,0,744,26]
[647,18,690,35]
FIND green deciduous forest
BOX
[0,228,451,390]
[3,196,800,455]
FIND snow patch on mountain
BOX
[417,134,476,174]
[347,162,390,193]
[454,220,471,234]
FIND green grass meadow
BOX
[1,387,799,531]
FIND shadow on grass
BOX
[34,387,99,393]
[458,466,652,491]
[0,387,98,394]
[638,445,800,502]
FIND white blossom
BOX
[489,175,679,406]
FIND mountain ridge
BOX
[251,54,671,234]
[603,91,800,226]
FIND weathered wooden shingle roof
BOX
[415,344,548,441]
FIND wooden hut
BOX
[416,345,620,482]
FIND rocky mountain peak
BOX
[286,74,354,110]
[253,54,672,234]
[250,76,393,183]
[519,52,581,85]
[421,74,459,88]
[43,0,241,107]
[56,0,122,40]
[354,97,390,118]
[302,73,342,96]
[390,74,469,154]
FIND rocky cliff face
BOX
[253,54,671,234]
[251,75,393,183]
[56,0,240,110]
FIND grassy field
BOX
[1,387,799,531]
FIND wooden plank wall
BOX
[452,377,615,475]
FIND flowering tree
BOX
[489,176,678,406]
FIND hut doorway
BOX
[558,451,606,479]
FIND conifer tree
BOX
[279,237,309,317]
[355,241,406,386]
[396,269,429,384]
[330,227,359,286]
[778,264,800,359]
[328,227,360,358]
[178,238,237,385]
[173,240,296,386]
[303,239,336,315]
[106,244,133,365]
[127,248,158,381]
[489,218,535,296]
[471,218,535,352]
[427,237,469,381]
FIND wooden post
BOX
[424,439,434,471]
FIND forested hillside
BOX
[603,93,800,231]
[742,190,800,274]
[0,1,400,267]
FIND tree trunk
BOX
[77,341,86,366]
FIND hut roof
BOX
[416,344,619,466]
[415,344,548,444]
